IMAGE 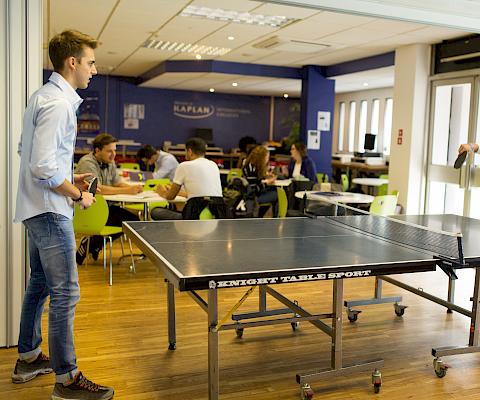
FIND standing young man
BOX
[13,30,114,400]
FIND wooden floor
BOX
[1,243,480,399]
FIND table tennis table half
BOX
[123,214,470,399]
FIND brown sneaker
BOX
[51,371,114,400]
[12,352,53,383]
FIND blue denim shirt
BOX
[15,72,83,222]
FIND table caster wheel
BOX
[347,308,361,322]
[394,303,407,317]
[168,342,176,350]
[235,327,244,338]
[433,357,448,378]
[301,383,314,399]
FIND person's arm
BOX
[156,183,182,200]
[97,183,143,195]
[54,179,95,208]
[459,143,479,153]
[303,157,317,182]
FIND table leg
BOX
[167,281,176,350]
[208,288,219,400]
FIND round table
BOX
[352,178,388,195]
[295,191,374,215]
[104,192,186,220]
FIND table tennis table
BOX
[123,214,472,399]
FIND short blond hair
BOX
[48,30,98,72]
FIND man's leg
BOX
[12,215,52,383]
[23,213,80,382]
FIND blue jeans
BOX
[19,212,79,383]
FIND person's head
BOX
[238,136,257,154]
[291,142,307,161]
[185,137,206,160]
[136,145,158,166]
[48,30,98,89]
[92,133,118,164]
[245,145,270,178]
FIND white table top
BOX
[352,178,389,187]
[295,191,374,204]
[103,192,186,203]
[273,179,292,187]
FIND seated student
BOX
[285,142,318,183]
[136,144,178,180]
[75,133,142,264]
[242,145,278,217]
[151,137,229,220]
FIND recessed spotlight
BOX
[363,82,369,87]
[227,36,235,41]
[195,54,202,60]
[232,82,238,87]
[209,88,215,93]
[283,93,289,98]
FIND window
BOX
[383,98,393,155]
[371,99,380,138]
[337,102,345,151]
[358,100,368,151]
[347,101,356,152]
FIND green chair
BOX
[125,178,170,218]
[341,174,349,192]
[316,173,329,183]
[73,195,135,285]
[227,168,242,183]
[119,162,140,170]
[199,207,215,220]
[391,189,399,198]
[378,174,389,196]
[276,186,288,218]
[369,195,397,216]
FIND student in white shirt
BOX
[152,138,229,219]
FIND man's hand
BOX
[156,184,170,198]
[80,191,95,209]
[459,143,478,154]
[73,173,93,191]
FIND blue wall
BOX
[44,71,300,152]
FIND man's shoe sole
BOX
[51,391,114,400]
[12,367,53,383]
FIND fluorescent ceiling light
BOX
[283,93,289,98]
[180,5,297,27]
[195,54,202,60]
[232,82,238,87]
[142,39,230,56]
[227,36,235,41]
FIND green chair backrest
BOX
[144,178,170,191]
[316,173,329,183]
[276,186,288,218]
[119,162,140,170]
[377,174,389,196]
[199,207,215,220]
[73,195,109,235]
[391,189,399,198]
[369,195,397,216]
[341,174,349,192]
[227,168,242,183]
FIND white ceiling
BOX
[43,0,470,96]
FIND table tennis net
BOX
[326,214,463,263]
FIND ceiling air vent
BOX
[253,36,330,53]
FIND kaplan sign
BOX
[173,101,214,119]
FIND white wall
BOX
[1,0,42,347]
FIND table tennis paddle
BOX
[454,151,467,169]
